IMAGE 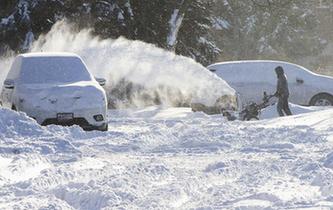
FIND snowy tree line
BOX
[0,0,330,67]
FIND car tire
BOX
[11,105,17,111]
[100,123,108,131]
[309,93,333,106]
[103,124,108,131]
[243,115,259,121]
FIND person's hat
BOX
[275,66,284,75]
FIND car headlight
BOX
[93,114,104,122]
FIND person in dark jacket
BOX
[274,66,292,116]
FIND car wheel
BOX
[100,123,108,131]
[244,116,259,121]
[104,124,109,131]
[309,93,333,106]
[11,105,17,111]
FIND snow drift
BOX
[2,21,233,109]
[1,106,333,209]
[0,107,81,162]
[260,103,326,119]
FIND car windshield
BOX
[19,56,92,84]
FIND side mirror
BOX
[95,77,106,86]
[296,78,304,85]
[4,79,14,89]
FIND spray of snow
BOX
[0,52,14,89]
[1,21,233,108]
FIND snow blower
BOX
[239,92,275,121]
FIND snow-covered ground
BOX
[0,106,333,209]
[260,103,326,119]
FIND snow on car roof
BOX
[207,60,323,76]
[210,60,290,64]
[19,52,80,58]
[208,60,305,69]
[18,53,92,84]
[5,52,93,84]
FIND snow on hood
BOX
[16,81,105,109]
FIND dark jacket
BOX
[276,73,289,97]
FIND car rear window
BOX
[19,56,92,84]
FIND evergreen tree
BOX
[176,0,220,65]
[213,0,326,61]
[0,0,64,52]
[129,0,170,47]
[0,0,220,64]
[0,0,328,67]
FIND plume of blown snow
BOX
[2,21,236,108]
[0,51,15,90]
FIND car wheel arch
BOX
[11,104,17,111]
[309,92,333,106]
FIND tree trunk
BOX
[166,0,190,51]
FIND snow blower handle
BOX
[264,91,275,99]
[262,92,275,105]
[268,94,275,99]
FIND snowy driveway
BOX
[0,106,333,209]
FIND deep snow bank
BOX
[0,107,80,161]
[0,107,46,139]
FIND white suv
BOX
[0,53,108,131]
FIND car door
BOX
[282,64,313,105]
[240,62,276,105]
